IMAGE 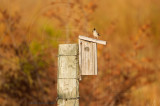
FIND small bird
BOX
[93,28,100,39]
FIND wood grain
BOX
[81,40,96,75]
[79,35,107,45]
[58,44,79,106]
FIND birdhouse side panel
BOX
[81,40,95,75]
[93,43,97,75]
[79,39,82,80]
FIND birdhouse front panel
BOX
[79,40,97,75]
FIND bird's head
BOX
[93,28,96,31]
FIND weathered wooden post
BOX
[57,44,79,106]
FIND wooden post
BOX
[57,44,79,106]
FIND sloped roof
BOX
[79,35,107,45]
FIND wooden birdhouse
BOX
[79,35,106,76]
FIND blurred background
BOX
[0,0,160,106]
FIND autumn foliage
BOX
[0,0,160,106]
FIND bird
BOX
[93,28,100,39]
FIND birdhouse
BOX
[79,35,106,76]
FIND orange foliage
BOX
[0,0,160,106]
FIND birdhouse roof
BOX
[79,35,107,45]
